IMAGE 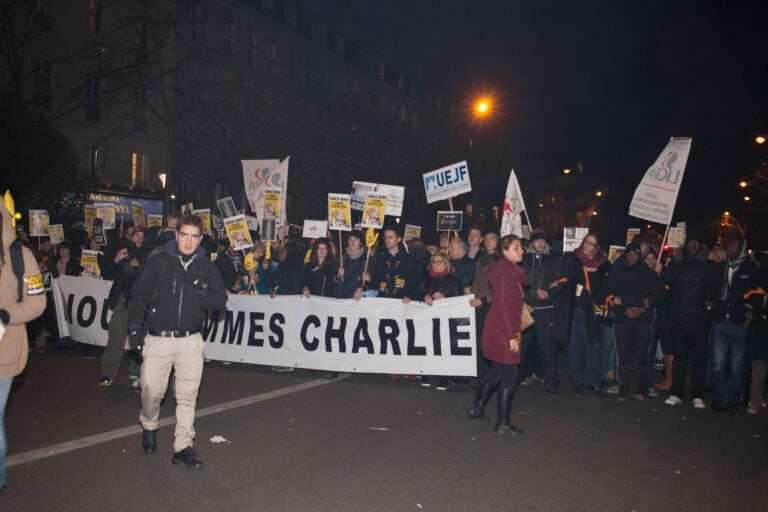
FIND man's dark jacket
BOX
[129,240,227,333]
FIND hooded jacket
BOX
[128,240,227,333]
[712,239,764,325]
[0,196,46,378]
[521,244,564,309]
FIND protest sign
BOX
[404,224,422,241]
[147,214,163,228]
[84,205,97,237]
[667,226,686,248]
[437,211,463,232]
[181,202,194,215]
[629,137,692,225]
[29,210,49,236]
[261,218,278,242]
[92,218,106,246]
[217,196,238,218]
[563,227,589,252]
[49,224,64,245]
[608,245,626,264]
[132,201,145,227]
[80,250,101,278]
[350,181,377,211]
[193,208,212,235]
[224,214,254,251]
[626,228,641,246]
[303,220,328,239]
[95,203,115,230]
[328,194,352,231]
[262,188,281,220]
[423,161,471,204]
[360,193,387,229]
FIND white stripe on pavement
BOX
[7,376,347,468]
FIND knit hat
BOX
[626,242,642,255]
[530,228,547,242]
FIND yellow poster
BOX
[84,205,97,237]
[193,208,212,235]
[132,201,146,227]
[404,224,422,241]
[328,193,352,231]
[224,214,254,251]
[49,224,65,244]
[95,203,116,230]
[80,250,101,278]
[360,193,387,229]
[626,228,640,246]
[263,188,281,219]
[147,214,163,228]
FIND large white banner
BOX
[52,276,477,376]
[499,169,529,238]
[241,158,282,224]
[629,137,692,225]
[423,161,471,204]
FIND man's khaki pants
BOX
[139,333,204,453]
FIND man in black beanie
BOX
[521,228,566,395]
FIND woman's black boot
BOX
[495,387,524,435]
[466,380,497,422]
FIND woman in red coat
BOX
[467,235,528,435]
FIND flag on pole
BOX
[629,137,692,225]
[500,169,529,237]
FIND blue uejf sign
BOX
[423,161,472,204]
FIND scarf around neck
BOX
[575,248,606,270]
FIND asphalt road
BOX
[2,347,767,512]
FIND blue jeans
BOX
[0,377,12,489]
[601,324,617,385]
[711,319,748,403]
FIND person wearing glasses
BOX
[128,215,227,469]
[419,252,463,390]
[560,233,613,397]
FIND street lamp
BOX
[563,168,571,175]
[475,100,490,116]
[756,136,766,144]
[739,181,748,188]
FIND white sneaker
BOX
[746,405,759,414]
[664,395,682,405]
[647,388,658,397]
[693,398,706,409]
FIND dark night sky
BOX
[337,0,768,229]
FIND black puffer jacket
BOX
[663,250,718,331]
[128,241,227,333]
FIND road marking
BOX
[7,376,346,468]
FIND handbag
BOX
[521,302,535,331]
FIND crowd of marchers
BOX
[17,215,768,436]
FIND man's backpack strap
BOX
[10,238,25,302]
